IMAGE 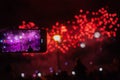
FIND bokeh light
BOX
[94,32,101,38]
[99,67,103,72]
[21,73,25,78]
[80,43,86,48]
[72,71,76,75]
[37,73,42,77]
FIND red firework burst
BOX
[19,8,120,54]
[71,8,119,46]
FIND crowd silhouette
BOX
[0,57,120,80]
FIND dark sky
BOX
[0,0,120,28]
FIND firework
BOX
[19,8,120,54]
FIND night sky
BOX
[0,0,120,28]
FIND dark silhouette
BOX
[73,58,87,80]
[35,77,42,80]
[59,71,69,80]
[0,47,2,53]
[28,45,33,52]
[3,64,13,80]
